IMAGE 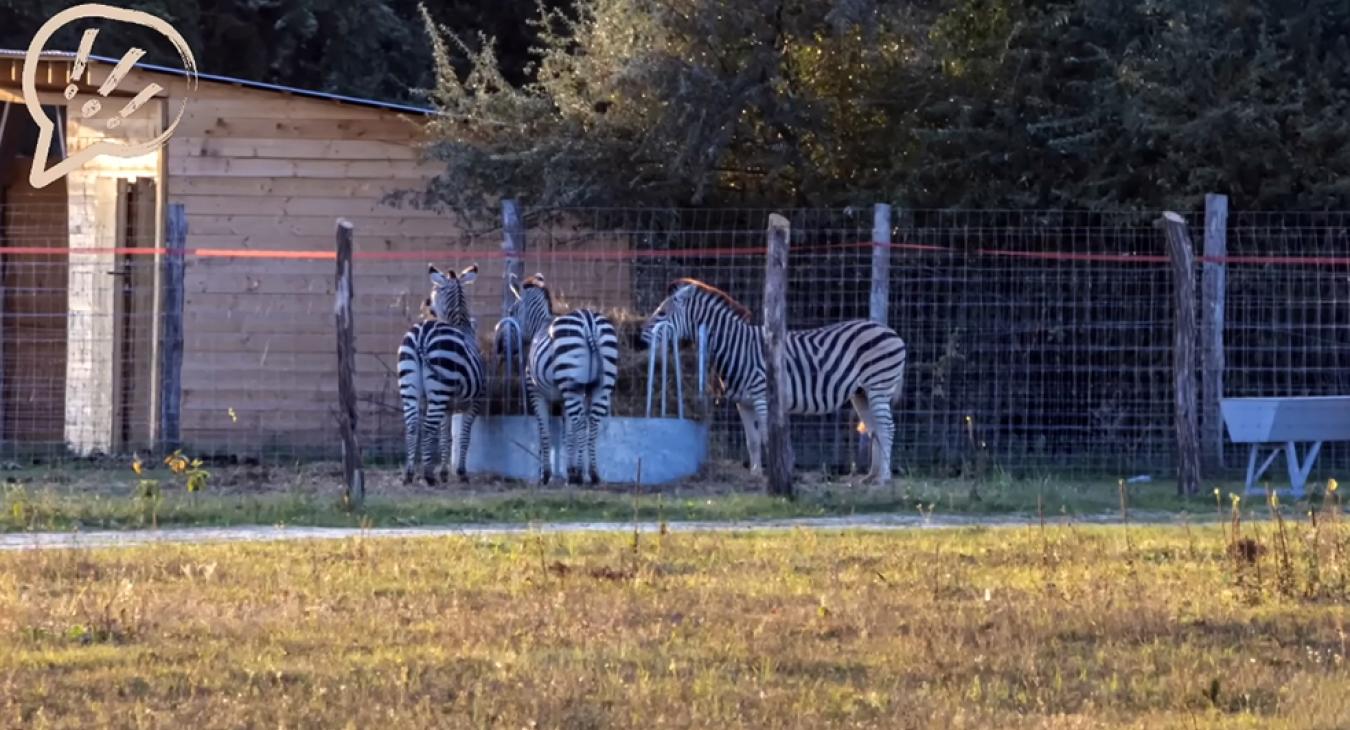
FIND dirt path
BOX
[0,511,1205,551]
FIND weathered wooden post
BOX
[763,213,794,499]
[499,199,528,413]
[157,203,186,453]
[335,219,365,510]
[1156,211,1201,497]
[1201,193,1228,470]
[860,203,893,470]
[501,199,526,317]
[870,203,892,325]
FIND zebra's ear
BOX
[459,265,479,285]
[429,264,449,287]
[507,272,522,300]
[671,283,695,302]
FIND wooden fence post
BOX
[860,203,893,471]
[335,219,364,510]
[1156,211,1202,497]
[870,203,892,325]
[501,199,526,317]
[763,213,794,499]
[157,203,186,453]
[1201,194,1228,470]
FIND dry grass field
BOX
[3,508,1350,728]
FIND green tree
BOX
[0,0,555,104]
[418,0,1350,212]
[416,0,939,212]
[904,0,1350,209]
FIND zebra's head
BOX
[504,272,554,342]
[639,281,698,349]
[427,263,478,328]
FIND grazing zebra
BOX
[505,274,620,485]
[398,264,484,485]
[641,279,907,483]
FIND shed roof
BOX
[0,48,435,115]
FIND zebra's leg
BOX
[850,392,879,478]
[437,408,453,484]
[421,402,443,486]
[736,400,763,475]
[865,389,896,484]
[563,390,587,485]
[455,402,477,483]
[587,389,612,485]
[402,397,420,484]
[529,385,553,485]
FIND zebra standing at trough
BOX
[503,274,619,485]
[641,279,907,483]
[398,264,484,485]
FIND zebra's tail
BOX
[586,326,602,387]
[891,342,908,408]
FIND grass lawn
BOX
[0,459,1321,532]
[3,518,1350,728]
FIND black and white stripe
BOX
[398,264,484,485]
[641,278,907,483]
[507,274,620,485]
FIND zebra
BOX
[397,264,484,485]
[641,278,907,483]
[504,273,620,485]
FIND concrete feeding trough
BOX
[1220,395,1350,498]
[455,322,709,485]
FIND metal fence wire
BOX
[0,202,1346,482]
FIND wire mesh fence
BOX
[0,201,1346,483]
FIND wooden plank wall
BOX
[150,79,467,454]
[0,65,638,457]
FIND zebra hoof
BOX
[423,472,438,487]
[589,470,601,486]
[566,470,583,486]
[457,468,469,484]
[540,470,552,486]
[402,470,414,485]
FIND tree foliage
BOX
[0,0,548,104]
[913,0,1350,209]
[420,0,1350,211]
[5,0,1349,210]
[418,0,940,211]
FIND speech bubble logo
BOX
[23,3,198,188]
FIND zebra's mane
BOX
[670,278,752,322]
[521,274,555,313]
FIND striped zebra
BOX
[398,264,484,485]
[505,274,620,485]
[641,279,907,483]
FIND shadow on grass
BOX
[0,463,1320,533]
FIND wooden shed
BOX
[0,49,635,459]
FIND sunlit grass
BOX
[2,521,1349,727]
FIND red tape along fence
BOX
[0,203,1346,480]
